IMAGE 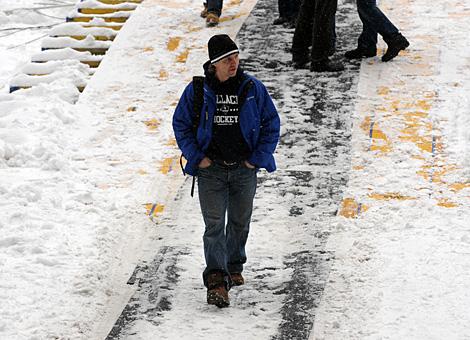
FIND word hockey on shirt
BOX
[214,94,239,125]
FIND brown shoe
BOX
[206,12,219,27]
[200,4,208,18]
[230,272,244,286]
[207,272,229,308]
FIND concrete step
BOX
[66,11,131,23]
[42,47,109,55]
[78,7,134,15]
[42,36,112,55]
[10,85,86,93]
[81,23,124,31]
[21,60,92,76]
[49,23,118,41]
[51,35,115,41]
[9,60,90,93]
[77,1,138,15]
[31,48,103,68]
[8,0,142,96]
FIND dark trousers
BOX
[206,0,223,16]
[292,0,337,62]
[278,0,301,19]
[357,0,399,49]
[198,163,257,288]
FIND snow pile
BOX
[0,92,76,169]
[77,0,138,10]
[68,9,132,19]
[21,59,91,75]
[31,47,103,63]
[50,22,118,39]
[41,35,112,49]
[10,60,90,92]
[84,17,123,28]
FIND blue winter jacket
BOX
[173,74,280,176]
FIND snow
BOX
[76,0,138,10]
[41,35,112,49]
[21,59,91,75]
[50,23,118,38]
[31,47,103,62]
[10,69,88,89]
[1,0,470,339]
[67,10,132,19]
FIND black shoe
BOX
[292,53,310,69]
[310,59,344,72]
[382,34,409,62]
[345,47,377,59]
[273,16,288,25]
[285,18,297,29]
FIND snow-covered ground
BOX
[1,0,469,339]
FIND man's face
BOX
[214,53,239,82]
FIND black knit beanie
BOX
[208,34,239,64]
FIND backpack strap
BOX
[192,76,205,135]
[188,76,205,197]
[179,76,205,180]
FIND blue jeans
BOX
[206,0,223,16]
[198,162,257,288]
[357,0,399,49]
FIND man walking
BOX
[292,0,343,72]
[345,0,409,61]
[173,34,280,308]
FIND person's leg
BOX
[311,0,337,62]
[309,0,343,71]
[207,0,223,16]
[357,0,398,44]
[357,0,379,50]
[278,0,288,18]
[225,165,257,277]
[345,0,378,58]
[292,0,314,67]
[285,0,301,20]
[353,0,408,61]
[274,0,289,24]
[198,164,230,287]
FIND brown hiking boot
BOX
[206,12,219,27]
[207,272,229,308]
[230,272,244,286]
[200,4,208,18]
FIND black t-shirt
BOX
[205,69,251,163]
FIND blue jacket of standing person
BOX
[173,72,280,176]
